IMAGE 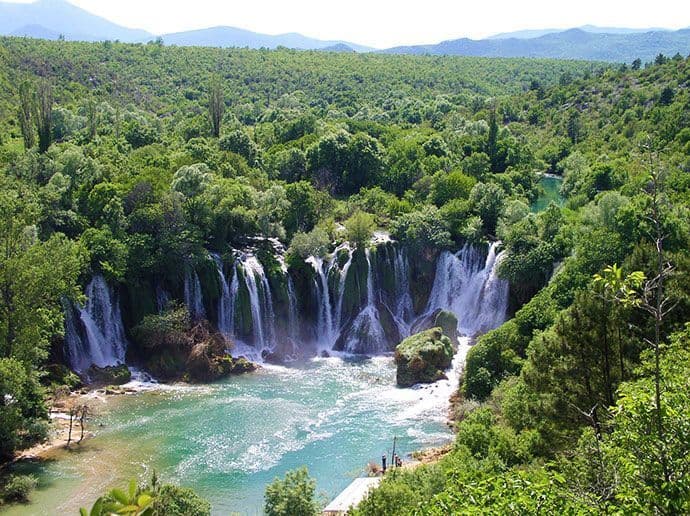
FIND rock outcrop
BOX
[395,327,454,387]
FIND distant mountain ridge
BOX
[384,28,690,62]
[0,0,689,61]
[487,25,672,40]
[0,0,372,51]
[0,0,151,42]
[159,26,372,52]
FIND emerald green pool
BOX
[6,351,466,515]
[532,175,564,212]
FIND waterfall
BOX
[341,249,387,354]
[241,255,276,350]
[228,265,239,337]
[212,254,233,336]
[286,275,299,349]
[390,247,414,338]
[64,275,128,373]
[425,242,509,336]
[184,267,205,320]
[307,256,335,347]
[334,248,353,334]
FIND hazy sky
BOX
[8,0,690,48]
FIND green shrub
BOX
[1,474,38,503]
[151,484,211,516]
[264,467,319,516]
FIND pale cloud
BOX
[6,0,690,48]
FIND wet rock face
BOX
[394,328,454,388]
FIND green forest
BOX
[0,34,689,514]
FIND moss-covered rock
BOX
[395,328,454,387]
[87,364,132,385]
[186,331,257,382]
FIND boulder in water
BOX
[395,328,453,387]
[87,364,132,385]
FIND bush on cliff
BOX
[131,304,253,381]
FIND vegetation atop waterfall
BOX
[395,328,454,387]
[0,31,689,513]
[131,304,256,381]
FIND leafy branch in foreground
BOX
[79,474,210,516]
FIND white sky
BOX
[8,0,690,48]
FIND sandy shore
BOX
[13,383,148,462]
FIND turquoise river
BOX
[7,346,468,515]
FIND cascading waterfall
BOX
[184,267,205,320]
[212,254,233,336]
[308,255,335,346]
[286,276,299,350]
[334,247,353,334]
[228,265,239,337]
[241,255,276,350]
[341,249,387,354]
[307,245,354,349]
[390,247,414,338]
[64,275,128,373]
[425,242,509,336]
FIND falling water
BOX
[212,254,233,336]
[286,275,299,350]
[341,249,387,354]
[425,242,509,335]
[227,265,239,338]
[64,275,128,373]
[334,247,353,335]
[308,256,335,347]
[241,255,276,351]
[184,267,205,320]
[390,247,414,338]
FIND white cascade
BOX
[286,275,299,351]
[333,247,353,336]
[64,275,128,373]
[212,254,233,336]
[241,255,276,351]
[342,249,387,354]
[184,267,205,320]
[307,255,335,347]
[391,247,414,338]
[425,242,509,336]
[227,264,239,337]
